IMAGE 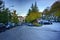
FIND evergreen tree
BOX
[34,2,39,12]
[31,2,39,12]
[25,2,42,23]
[31,3,34,11]
[27,9,31,15]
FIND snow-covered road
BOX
[0,22,60,40]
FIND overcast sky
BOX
[3,0,57,16]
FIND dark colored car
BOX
[0,23,6,32]
[0,23,5,28]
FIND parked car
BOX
[5,22,15,29]
[39,20,52,25]
[11,23,15,27]
[0,23,5,28]
[49,20,55,22]
[16,22,22,26]
[0,23,6,32]
[26,23,34,26]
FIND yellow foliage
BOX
[25,12,42,23]
[54,10,60,17]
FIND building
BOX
[18,16,25,23]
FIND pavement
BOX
[0,22,60,40]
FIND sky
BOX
[3,0,57,16]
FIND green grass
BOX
[33,23,42,26]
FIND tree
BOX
[0,0,19,23]
[25,2,42,23]
[0,8,12,23]
[0,0,4,10]
[48,1,60,21]
[31,2,39,12]
[50,1,60,13]
[11,10,19,23]
[27,9,31,15]
[0,0,12,23]
[25,12,41,23]
[43,8,49,15]
[0,0,3,9]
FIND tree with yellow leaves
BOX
[25,2,42,23]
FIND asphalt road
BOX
[0,22,60,40]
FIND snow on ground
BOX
[27,22,60,31]
[0,22,60,40]
[41,22,60,31]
